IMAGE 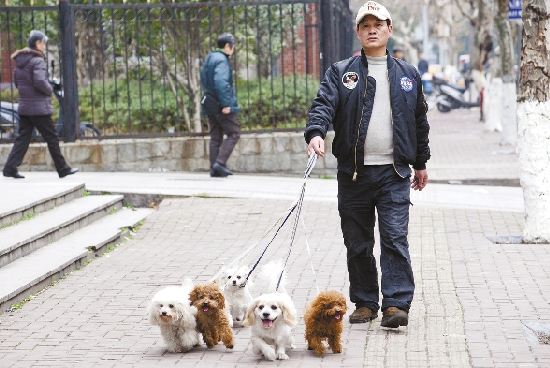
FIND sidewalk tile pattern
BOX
[1,197,470,367]
[444,208,550,367]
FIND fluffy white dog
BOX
[221,265,254,323]
[243,260,297,361]
[148,279,201,353]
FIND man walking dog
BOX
[305,1,430,328]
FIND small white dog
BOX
[148,279,201,353]
[221,265,254,323]
[243,260,297,361]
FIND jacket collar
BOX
[11,48,45,60]
[360,48,394,70]
[213,49,230,59]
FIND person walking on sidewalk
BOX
[2,30,78,179]
[305,1,430,328]
[200,33,241,178]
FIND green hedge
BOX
[2,74,320,134]
[238,75,320,130]
[77,75,319,134]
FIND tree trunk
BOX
[460,0,492,122]
[518,0,550,243]
[483,70,503,132]
[494,0,517,145]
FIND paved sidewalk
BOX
[0,197,472,367]
[2,108,549,367]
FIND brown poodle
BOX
[304,290,348,355]
[189,281,234,349]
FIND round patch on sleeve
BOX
[342,72,359,90]
[400,76,414,92]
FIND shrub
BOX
[3,75,320,135]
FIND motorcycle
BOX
[0,78,100,139]
[435,83,479,113]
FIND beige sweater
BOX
[364,55,393,165]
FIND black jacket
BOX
[305,50,430,179]
[12,48,54,116]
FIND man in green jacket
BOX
[200,33,241,178]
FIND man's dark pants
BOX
[338,164,415,313]
[207,112,240,167]
[3,115,70,176]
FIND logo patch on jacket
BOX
[400,76,414,92]
[342,72,359,90]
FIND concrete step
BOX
[0,207,154,312]
[0,182,85,228]
[0,195,123,268]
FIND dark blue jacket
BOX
[200,50,241,115]
[305,49,430,179]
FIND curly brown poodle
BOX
[189,281,234,349]
[304,290,348,355]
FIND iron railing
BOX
[0,0,353,141]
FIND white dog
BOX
[221,265,254,323]
[243,261,297,361]
[148,279,201,353]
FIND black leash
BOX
[211,153,318,289]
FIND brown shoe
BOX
[349,307,378,324]
[380,307,409,328]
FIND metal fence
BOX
[1,0,353,141]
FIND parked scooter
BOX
[435,83,479,113]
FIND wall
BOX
[0,131,337,176]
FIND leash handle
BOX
[304,152,317,179]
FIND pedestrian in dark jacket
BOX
[2,30,77,179]
[200,33,241,177]
[305,1,430,329]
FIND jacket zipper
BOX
[387,69,405,179]
[352,75,369,181]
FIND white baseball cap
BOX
[356,1,392,27]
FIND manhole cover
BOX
[522,322,550,345]
[486,235,523,244]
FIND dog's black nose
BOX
[162,311,167,316]
[233,280,236,285]
[336,309,341,313]
[262,312,270,318]
[203,302,209,306]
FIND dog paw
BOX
[277,352,289,360]
[307,346,313,350]
[225,344,234,349]
[263,349,277,361]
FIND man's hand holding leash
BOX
[307,136,325,158]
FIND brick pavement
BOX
[2,107,547,368]
[443,208,550,368]
[427,108,519,183]
[1,196,475,368]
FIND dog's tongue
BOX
[262,319,273,328]
[203,306,209,312]
[335,314,341,320]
